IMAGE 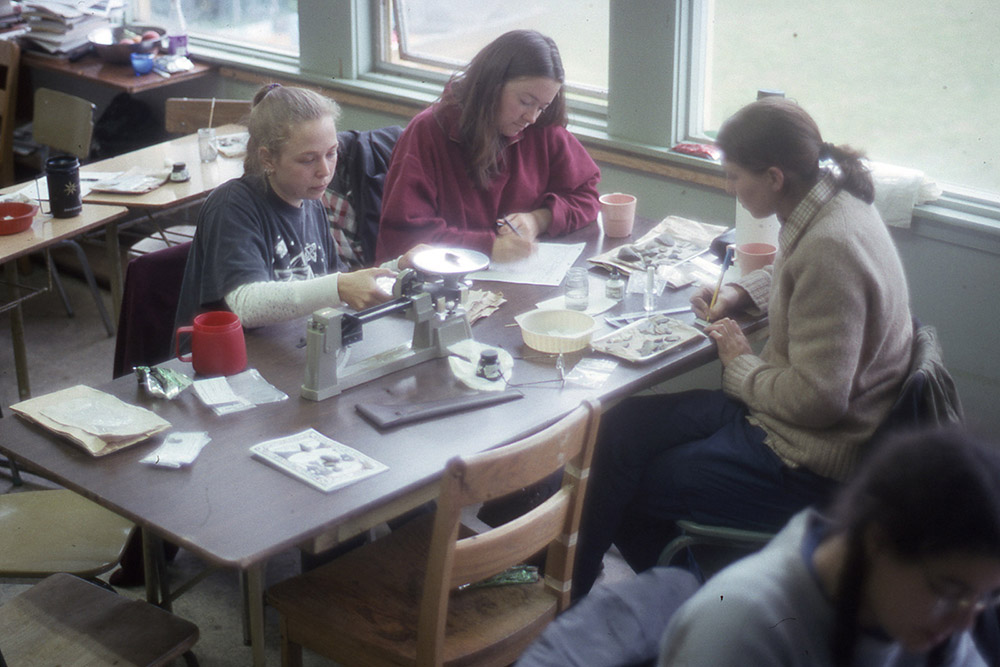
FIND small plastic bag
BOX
[565,357,618,389]
[140,431,211,468]
[136,365,192,400]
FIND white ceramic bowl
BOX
[516,309,596,354]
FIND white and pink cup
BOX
[599,193,637,238]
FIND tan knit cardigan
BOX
[723,190,913,482]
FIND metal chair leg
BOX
[45,250,74,318]
[57,240,114,336]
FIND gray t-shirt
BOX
[175,174,344,329]
[659,510,987,666]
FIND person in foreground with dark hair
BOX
[573,97,914,597]
[658,427,1000,666]
[375,29,600,263]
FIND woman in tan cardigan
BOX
[573,97,913,598]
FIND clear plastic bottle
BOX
[166,0,188,57]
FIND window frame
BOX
[189,0,1000,229]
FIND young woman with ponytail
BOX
[573,97,914,599]
[659,428,1000,665]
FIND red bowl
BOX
[0,201,39,235]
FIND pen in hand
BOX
[708,244,735,321]
[496,217,523,238]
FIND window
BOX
[144,1,998,204]
[130,0,299,56]
[697,0,999,196]
[378,0,609,103]
[373,0,998,200]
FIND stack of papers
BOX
[10,385,171,456]
[21,0,113,57]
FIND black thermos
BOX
[45,155,83,218]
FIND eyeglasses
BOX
[922,566,1000,617]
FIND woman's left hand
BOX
[398,243,434,270]
[704,317,752,366]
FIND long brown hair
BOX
[439,30,567,189]
[244,83,341,179]
[716,97,875,204]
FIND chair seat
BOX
[0,572,198,666]
[267,513,558,667]
[0,489,134,578]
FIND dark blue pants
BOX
[573,390,838,596]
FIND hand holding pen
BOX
[496,216,524,238]
[690,244,743,321]
[707,244,735,321]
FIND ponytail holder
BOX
[265,82,281,95]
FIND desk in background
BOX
[20,51,214,96]
[0,200,128,399]
[77,124,244,314]
[0,216,761,664]
[81,123,245,210]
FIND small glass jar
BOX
[605,268,625,300]
[564,267,589,311]
[169,162,190,182]
[475,349,502,381]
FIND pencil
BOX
[708,244,735,320]
[497,217,523,238]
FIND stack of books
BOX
[0,1,26,32]
[20,0,113,59]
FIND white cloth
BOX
[869,160,942,229]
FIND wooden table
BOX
[21,51,214,96]
[82,124,245,210]
[0,201,128,399]
[0,216,761,664]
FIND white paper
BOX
[470,242,585,286]
[251,428,388,493]
[11,175,103,202]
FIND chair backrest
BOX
[416,399,601,665]
[33,88,95,160]
[113,241,192,378]
[164,97,251,134]
[0,40,19,186]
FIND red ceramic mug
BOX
[175,311,247,377]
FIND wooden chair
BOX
[267,399,601,667]
[0,572,199,666]
[164,97,251,135]
[31,87,115,336]
[33,88,96,162]
[0,39,20,187]
[0,489,135,581]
